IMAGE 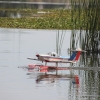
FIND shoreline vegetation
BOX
[0,8,84,29]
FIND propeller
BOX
[36,54,39,57]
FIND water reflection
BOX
[80,53,100,67]
[0,10,21,18]
[19,64,79,85]
[0,1,68,9]
[69,70,100,100]
[70,53,100,100]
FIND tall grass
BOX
[70,0,100,52]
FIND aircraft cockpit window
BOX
[52,54,56,56]
[47,52,58,57]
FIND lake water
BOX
[0,28,100,100]
[0,1,68,10]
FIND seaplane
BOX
[27,48,86,65]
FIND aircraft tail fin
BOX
[74,51,81,61]
[69,48,86,62]
[68,51,77,60]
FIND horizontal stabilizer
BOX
[70,48,87,52]
[66,61,76,63]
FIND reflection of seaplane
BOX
[27,48,86,65]
[36,73,79,86]
[19,63,79,87]
[25,65,79,87]
[25,65,79,86]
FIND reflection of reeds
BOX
[70,0,100,53]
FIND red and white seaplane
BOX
[27,48,86,71]
[27,48,86,65]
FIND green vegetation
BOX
[0,8,79,29]
[1,7,99,30]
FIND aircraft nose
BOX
[36,54,39,57]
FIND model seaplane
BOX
[27,48,86,65]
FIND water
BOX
[0,28,100,100]
[0,1,68,9]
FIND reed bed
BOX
[70,0,100,52]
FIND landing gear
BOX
[45,62,47,66]
[56,62,58,75]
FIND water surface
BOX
[0,28,100,100]
[0,28,71,100]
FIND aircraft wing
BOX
[27,57,76,63]
[27,57,38,60]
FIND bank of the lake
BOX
[0,9,83,29]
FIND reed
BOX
[70,1,100,96]
[70,0,100,52]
